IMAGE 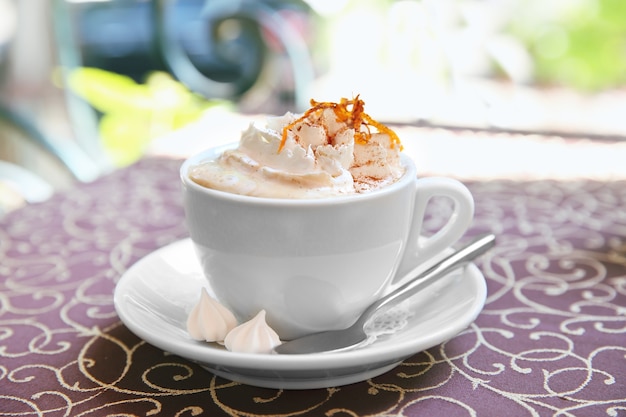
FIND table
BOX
[1,127,625,416]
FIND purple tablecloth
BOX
[1,156,625,416]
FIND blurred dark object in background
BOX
[56,0,314,104]
[0,0,16,82]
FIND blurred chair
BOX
[52,0,315,164]
[151,0,314,107]
[0,0,98,215]
[0,102,99,182]
[0,100,102,216]
[0,0,316,214]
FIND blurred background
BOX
[1,0,625,215]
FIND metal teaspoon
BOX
[274,233,496,354]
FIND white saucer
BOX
[114,239,486,390]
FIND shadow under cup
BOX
[180,145,472,340]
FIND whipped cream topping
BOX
[224,310,282,354]
[186,288,237,342]
[188,98,405,198]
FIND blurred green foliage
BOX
[68,68,230,166]
[508,0,626,91]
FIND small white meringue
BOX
[224,310,282,354]
[187,288,237,342]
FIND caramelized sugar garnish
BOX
[279,96,402,152]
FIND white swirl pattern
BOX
[0,158,625,416]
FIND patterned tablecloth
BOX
[1,150,625,416]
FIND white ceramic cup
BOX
[180,144,474,340]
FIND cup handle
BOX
[394,177,474,284]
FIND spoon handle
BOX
[356,233,496,327]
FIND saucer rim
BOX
[114,238,486,372]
